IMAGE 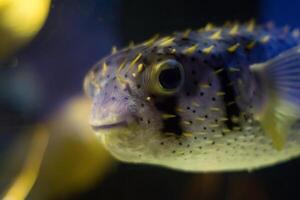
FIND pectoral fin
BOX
[251,46,300,150]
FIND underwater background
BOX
[0,0,300,199]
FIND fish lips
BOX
[91,120,129,131]
[90,109,139,132]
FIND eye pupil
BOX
[159,67,182,89]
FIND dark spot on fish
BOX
[181,37,189,41]
[191,57,196,62]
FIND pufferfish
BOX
[84,22,300,172]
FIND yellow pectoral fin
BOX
[260,113,286,150]
[250,45,300,151]
[259,99,299,150]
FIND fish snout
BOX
[90,93,138,131]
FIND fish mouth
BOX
[91,121,128,131]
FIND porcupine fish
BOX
[84,22,300,172]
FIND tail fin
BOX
[251,46,300,150]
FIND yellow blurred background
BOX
[0,2,115,199]
[0,0,51,61]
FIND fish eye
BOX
[149,59,184,95]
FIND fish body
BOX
[84,23,300,172]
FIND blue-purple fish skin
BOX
[84,22,300,172]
